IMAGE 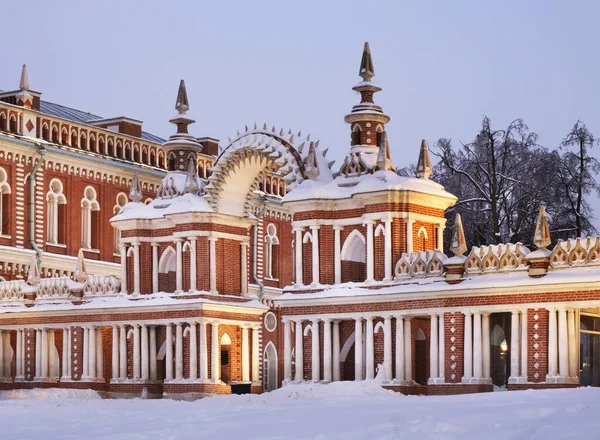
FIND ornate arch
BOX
[159,246,176,273]
[341,229,366,262]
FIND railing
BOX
[83,275,121,297]
[0,280,27,302]
[36,277,73,299]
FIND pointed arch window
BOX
[113,193,128,254]
[81,186,100,250]
[0,168,11,236]
[352,124,362,146]
[47,178,67,244]
[376,125,383,147]
[264,223,280,280]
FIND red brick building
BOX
[0,44,598,399]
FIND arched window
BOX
[47,178,67,244]
[107,139,114,156]
[149,149,156,167]
[125,143,132,161]
[417,226,428,251]
[376,125,383,146]
[341,229,366,283]
[80,132,87,150]
[352,124,361,146]
[167,152,177,171]
[81,186,100,250]
[264,342,278,392]
[132,145,139,163]
[51,125,59,143]
[264,223,280,279]
[141,147,147,165]
[89,134,97,153]
[60,127,68,145]
[41,123,50,141]
[113,193,128,253]
[158,151,165,168]
[71,130,78,148]
[116,141,123,159]
[0,168,11,236]
[9,115,18,133]
[0,112,6,131]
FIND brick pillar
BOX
[24,328,36,381]
[374,222,385,281]
[444,312,464,383]
[528,308,548,383]
[319,226,334,285]
[71,326,84,380]
[197,237,210,292]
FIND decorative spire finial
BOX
[184,156,200,195]
[129,171,143,203]
[450,213,467,257]
[19,64,30,91]
[74,248,88,283]
[175,79,189,115]
[359,42,375,82]
[416,139,432,179]
[533,203,551,249]
[303,141,320,180]
[374,131,395,172]
[26,255,41,286]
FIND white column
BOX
[189,237,197,292]
[365,317,374,379]
[473,311,482,380]
[141,324,149,380]
[482,313,491,380]
[436,224,444,251]
[310,226,320,285]
[510,311,520,380]
[209,237,218,294]
[111,325,119,380]
[295,320,304,381]
[567,309,578,379]
[120,244,127,294]
[558,308,568,379]
[429,314,439,382]
[240,242,248,295]
[547,308,558,378]
[199,321,208,380]
[383,316,392,382]
[175,323,183,380]
[211,321,220,381]
[294,228,303,286]
[61,328,69,379]
[463,312,472,381]
[333,320,341,382]
[88,327,96,380]
[67,328,72,378]
[119,325,127,380]
[284,320,292,382]
[150,326,157,381]
[189,323,197,380]
[241,326,250,382]
[48,330,57,380]
[333,225,342,284]
[151,243,159,293]
[0,331,5,378]
[35,329,42,379]
[354,318,363,381]
[520,309,528,380]
[40,328,48,379]
[395,316,405,382]
[384,219,392,281]
[406,219,414,254]
[16,329,23,379]
[132,325,140,380]
[323,318,332,382]
[404,318,412,383]
[96,329,103,379]
[438,313,445,381]
[365,221,374,282]
[175,239,183,292]
[133,242,140,295]
[311,319,320,381]
[251,326,260,384]
[165,324,174,380]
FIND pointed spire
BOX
[374,131,396,172]
[74,248,88,283]
[129,171,143,203]
[359,42,375,82]
[26,255,41,286]
[450,213,467,257]
[184,156,200,195]
[303,141,320,180]
[175,79,189,114]
[19,64,30,91]
[416,139,432,179]
[533,203,551,249]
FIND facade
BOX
[0,44,599,399]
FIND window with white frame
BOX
[81,186,100,250]
[264,223,280,279]
[0,168,11,236]
[113,193,128,253]
[46,178,67,244]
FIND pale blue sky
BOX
[1,0,599,173]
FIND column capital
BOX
[309,225,320,231]
[188,236,198,242]
[208,236,219,242]
[321,317,332,323]
[365,316,375,322]
[118,323,127,329]
[481,312,491,317]
[429,312,439,318]
[463,311,472,317]
[332,224,344,231]
[118,243,127,252]
[383,315,393,321]
[175,322,183,328]
[150,242,160,248]
[292,227,304,233]
[140,323,148,329]
[211,320,221,326]
[362,219,375,226]
[546,305,557,312]
[511,309,522,316]
[250,324,261,331]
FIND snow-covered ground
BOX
[1,383,599,440]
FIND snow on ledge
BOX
[0,388,102,400]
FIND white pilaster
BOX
[35,329,41,379]
[209,237,218,294]
[294,228,303,286]
[384,218,393,281]
[567,309,578,379]
[406,219,414,254]
[323,318,332,383]
[332,320,341,382]
[189,323,197,380]
[133,242,140,295]
[462,312,473,381]
[520,309,528,380]
[383,316,392,382]
[49,330,57,380]
[132,325,140,380]
[150,326,157,381]
[558,308,568,379]
[119,325,127,380]
[333,225,342,284]
[438,313,445,381]
[354,318,363,381]
[175,239,183,293]
[241,325,250,382]
[482,313,491,380]
[151,243,159,293]
[175,323,183,380]
[311,319,320,381]
[120,244,127,294]
[40,328,48,379]
[96,329,103,379]
[165,324,174,381]
[473,311,482,380]
[310,225,320,286]
[62,328,70,379]
[88,327,96,380]
[365,221,374,282]
[199,321,208,380]
[404,318,412,383]
[251,326,260,384]
[547,308,558,378]
[211,321,220,382]
[295,320,304,381]
[283,320,292,382]
[141,324,149,381]
[509,311,520,381]
[395,316,405,383]
[16,329,23,379]
[189,237,197,292]
[365,317,374,380]
[429,313,439,383]
[111,325,119,381]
